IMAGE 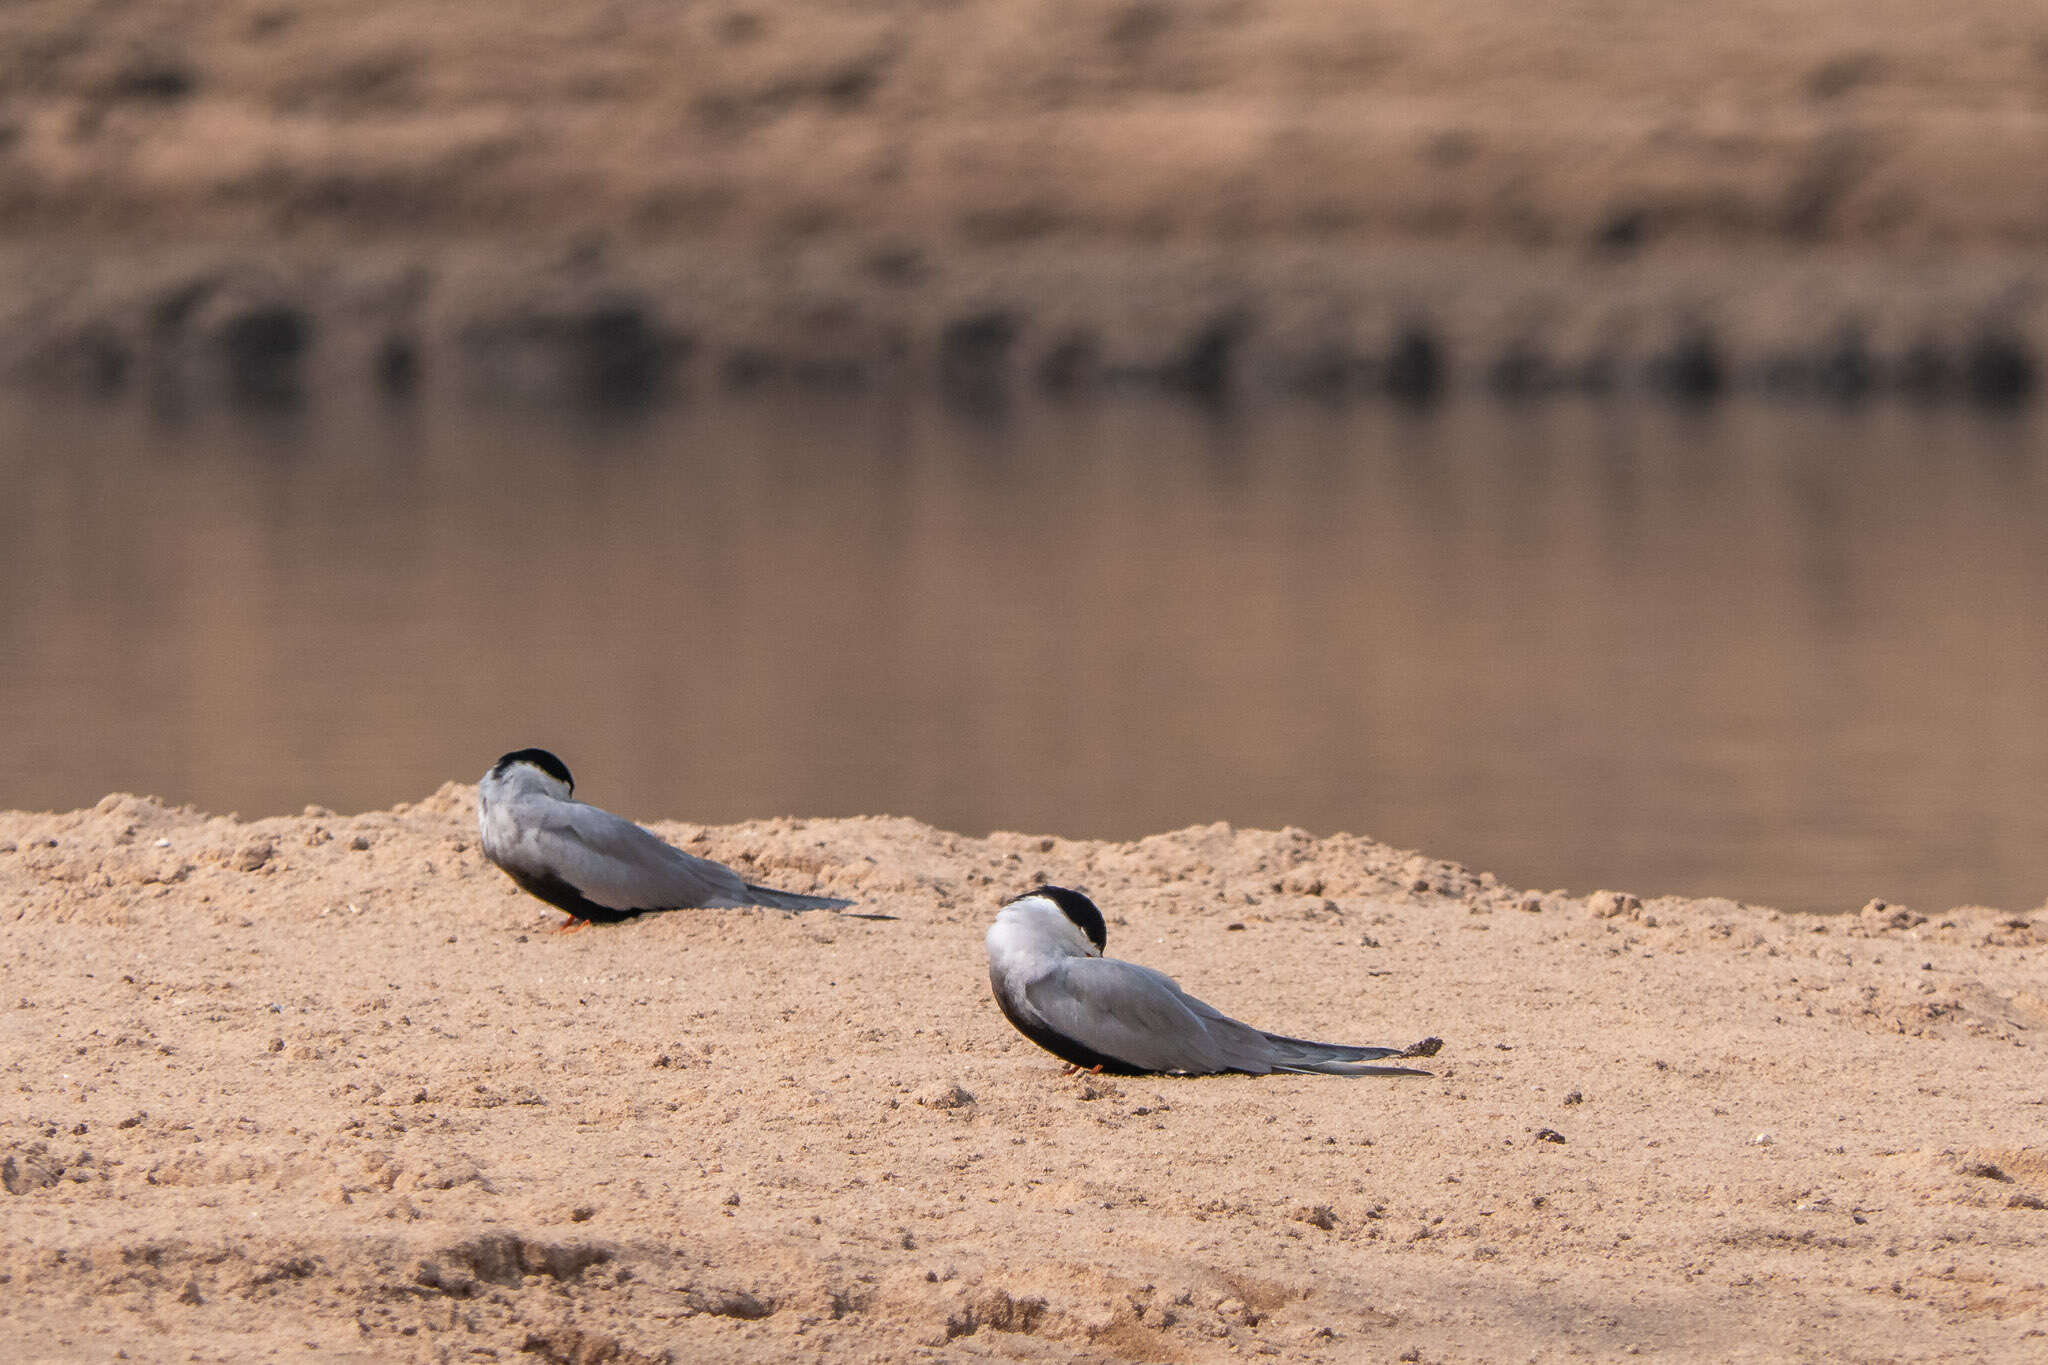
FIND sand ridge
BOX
[3,787,2046,1361]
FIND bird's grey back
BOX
[509,795,854,912]
[520,798,755,911]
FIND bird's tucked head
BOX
[1001,884,1107,956]
[485,748,575,798]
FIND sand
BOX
[3,787,2045,1362]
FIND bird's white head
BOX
[988,884,1108,962]
[480,748,576,803]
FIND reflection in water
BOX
[3,392,2046,914]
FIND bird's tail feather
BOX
[1261,1032,1441,1077]
[742,882,857,912]
[1275,1058,1435,1077]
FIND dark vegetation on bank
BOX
[16,260,2039,413]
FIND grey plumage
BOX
[477,748,856,923]
[986,886,1436,1077]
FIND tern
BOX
[986,885,1438,1076]
[477,748,862,928]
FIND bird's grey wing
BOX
[1026,959,1432,1076]
[1020,958,1240,1074]
[527,803,752,911]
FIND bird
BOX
[985,885,1439,1076]
[476,748,863,928]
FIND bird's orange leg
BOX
[553,917,589,935]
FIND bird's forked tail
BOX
[741,882,858,913]
[1264,1032,1442,1077]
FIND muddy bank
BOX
[3,789,2045,1360]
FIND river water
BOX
[5,389,2045,914]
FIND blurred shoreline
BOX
[4,2,2048,404]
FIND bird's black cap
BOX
[493,748,574,792]
[1028,884,1106,951]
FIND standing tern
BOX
[477,748,864,928]
[986,885,1439,1076]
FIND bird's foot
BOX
[553,917,590,935]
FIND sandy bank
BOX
[7,2,2048,401]
[3,788,2045,1361]
[9,1,2048,253]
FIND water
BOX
[5,389,2046,915]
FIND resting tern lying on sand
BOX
[986,885,1439,1076]
[477,748,870,929]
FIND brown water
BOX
[5,390,2046,914]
